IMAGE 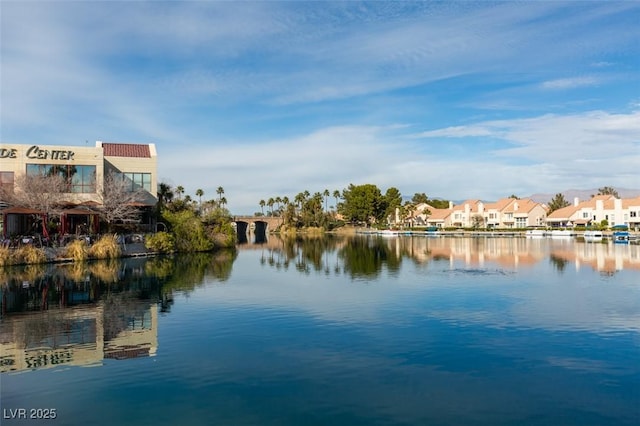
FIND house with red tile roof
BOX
[419,197,547,229]
[546,195,640,229]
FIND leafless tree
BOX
[471,214,486,230]
[5,173,66,214]
[98,172,147,232]
[0,173,68,236]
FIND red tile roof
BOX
[102,143,151,158]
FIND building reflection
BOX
[0,302,157,373]
[0,260,159,373]
[0,251,237,373]
[253,235,640,276]
[383,236,640,273]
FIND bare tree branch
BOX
[98,172,147,231]
[5,174,67,216]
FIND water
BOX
[1,236,639,425]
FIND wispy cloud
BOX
[2,1,639,212]
[540,77,599,90]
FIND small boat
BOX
[613,231,630,244]
[378,229,399,237]
[424,226,441,237]
[583,230,603,242]
[525,230,546,238]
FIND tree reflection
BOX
[339,237,402,278]
[0,249,238,316]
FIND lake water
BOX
[1,236,639,425]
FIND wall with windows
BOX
[99,142,158,206]
[0,143,105,205]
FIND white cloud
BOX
[540,77,599,90]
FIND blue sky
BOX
[1,1,639,214]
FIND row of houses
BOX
[400,195,640,230]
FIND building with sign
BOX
[0,141,157,238]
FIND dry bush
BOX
[12,245,47,264]
[0,247,10,266]
[89,235,121,259]
[65,239,88,261]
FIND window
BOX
[26,164,96,193]
[0,171,14,193]
[122,172,152,192]
[515,217,527,228]
[631,211,638,218]
[582,212,590,219]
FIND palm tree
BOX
[323,189,330,212]
[196,188,204,212]
[267,197,275,215]
[275,196,282,212]
[157,182,174,205]
[220,196,227,208]
[176,185,185,200]
[282,196,289,207]
[333,190,340,211]
[294,193,305,211]
[216,186,225,202]
[259,199,265,215]
[597,186,619,198]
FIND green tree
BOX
[216,186,225,202]
[259,199,265,215]
[162,209,213,252]
[508,194,520,199]
[547,193,570,214]
[428,199,451,209]
[339,183,386,225]
[411,193,429,204]
[384,187,402,222]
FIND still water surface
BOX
[1,236,639,425]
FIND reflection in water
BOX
[1,238,638,426]
[0,250,237,373]
[248,235,640,277]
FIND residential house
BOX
[546,195,640,229]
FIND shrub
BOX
[145,232,176,253]
[0,247,10,266]
[65,239,89,261]
[13,245,47,264]
[163,209,214,252]
[89,235,121,259]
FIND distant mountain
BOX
[527,188,640,204]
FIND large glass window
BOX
[26,164,96,193]
[123,172,152,192]
[70,165,97,193]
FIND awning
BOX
[1,206,43,215]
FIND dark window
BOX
[26,164,96,193]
